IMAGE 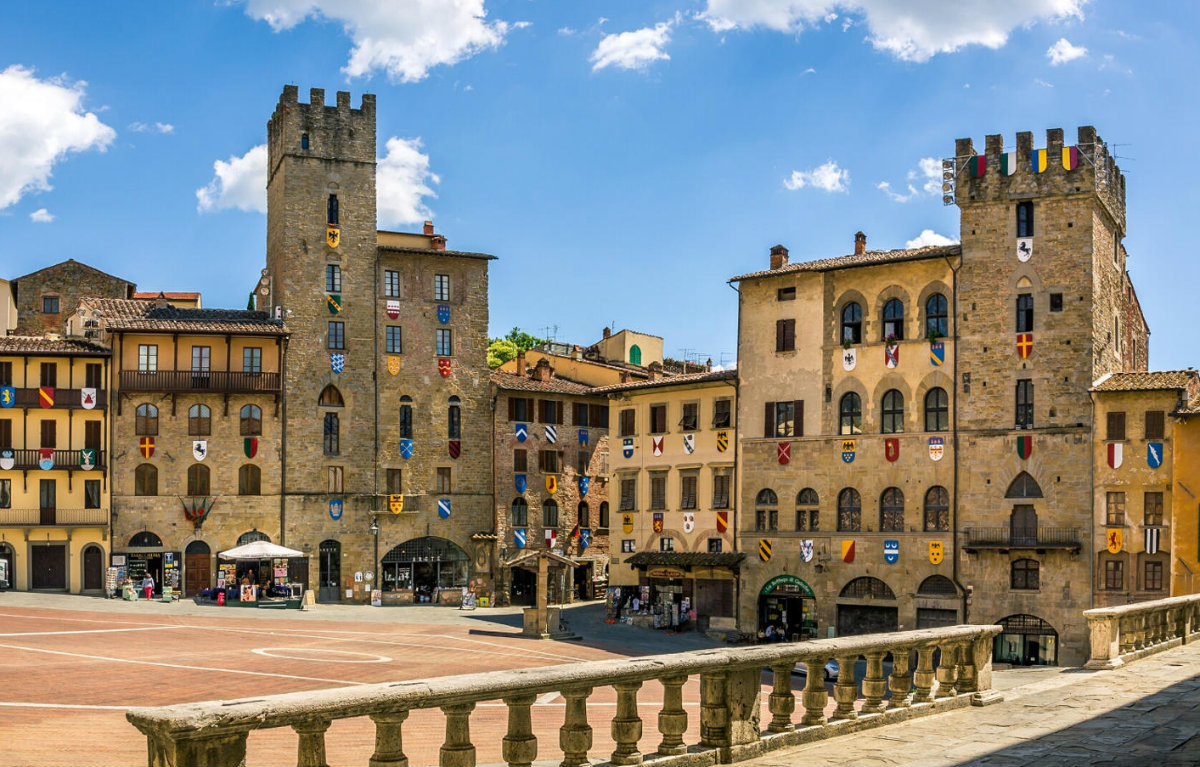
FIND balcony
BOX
[0,508,108,526]
[119,370,281,394]
[11,387,107,410]
[2,449,106,471]
[962,526,1082,553]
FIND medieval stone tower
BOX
[952,127,1147,664]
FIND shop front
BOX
[993,614,1059,666]
[616,552,744,632]
[112,531,180,598]
[758,574,817,641]
[379,536,470,605]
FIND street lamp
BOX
[369,516,380,589]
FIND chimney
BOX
[516,350,526,373]
[854,231,867,255]
[423,220,434,235]
[155,291,169,309]
[648,361,663,381]
[620,371,631,383]
[533,358,553,382]
[602,326,611,339]
[770,244,789,270]
[431,234,446,251]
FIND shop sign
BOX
[648,567,685,579]
[760,574,814,598]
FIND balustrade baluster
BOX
[610,681,643,765]
[502,694,538,767]
[369,711,409,767]
[912,646,936,703]
[657,675,689,755]
[830,654,859,721]
[559,688,593,767]
[293,719,331,767]
[957,641,979,694]
[767,663,796,732]
[860,652,887,714]
[888,647,913,708]
[1118,616,1134,654]
[699,672,728,747]
[440,703,477,767]
[799,660,828,726]
[934,643,959,698]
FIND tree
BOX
[487,327,546,369]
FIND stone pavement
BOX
[743,641,1200,767]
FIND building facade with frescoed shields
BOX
[491,354,611,605]
[0,335,111,592]
[598,369,742,633]
[730,237,960,642]
[1090,371,1200,606]
[81,296,288,596]
[262,86,496,604]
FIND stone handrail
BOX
[127,624,1001,767]
[1084,593,1200,669]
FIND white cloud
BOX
[878,157,943,202]
[877,181,918,202]
[590,18,677,71]
[1047,37,1087,65]
[784,160,849,192]
[512,20,531,30]
[195,144,268,213]
[557,26,577,36]
[241,0,510,83]
[129,121,175,134]
[906,229,958,248]
[377,136,439,227]
[0,65,115,210]
[29,208,54,222]
[700,0,1088,62]
[1034,78,1054,87]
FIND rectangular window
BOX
[41,420,57,449]
[190,466,213,496]
[680,472,698,510]
[138,344,158,372]
[0,478,9,508]
[713,398,731,428]
[434,274,450,301]
[573,402,589,426]
[539,449,559,473]
[85,363,102,389]
[755,509,766,531]
[1106,492,1126,526]
[1144,561,1163,591]
[707,538,723,553]
[1049,293,1063,312]
[384,270,401,297]
[40,362,57,388]
[576,449,591,475]
[1,419,14,448]
[621,539,636,553]
[511,502,528,527]
[191,346,211,375]
[1016,294,1034,333]
[679,402,699,431]
[513,449,528,472]
[42,295,60,314]
[712,471,730,509]
[509,397,533,422]
[776,318,796,352]
[649,404,667,434]
[659,537,674,552]
[242,347,262,373]
[328,321,345,350]
[1015,379,1034,429]
[777,287,796,301]
[598,503,609,528]
[327,194,339,225]
[1107,412,1126,441]
[386,468,403,494]
[1104,560,1124,590]
[1017,201,1034,237]
[435,328,452,356]
[436,467,452,493]
[620,477,636,511]
[1144,411,1165,440]
[327,466,344,493]
[650,474,667,510]
[325,264,341,292]
[85,421,101,450]
[542,503,559,528]
[1011,560,1040,590]
[619,409,635,436]
[386,326,403,354]
[0,361,11,387]
[589,404,608,427]
[398,404,412,439]
[1144,492,1164,526]
[774,401,796,437]
[538,399,562,425]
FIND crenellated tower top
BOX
[266,85,376,182]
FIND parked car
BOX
[791,659,840,681]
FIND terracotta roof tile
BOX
[80,298,288,336]
[132,291,201,300]
[12,258,133,285]
[591,369,737,394]
[377,245,496,261]
[730,243,961,282]
[490,370,596,395]
[0,335,109,355]
[1091,370,1198,392]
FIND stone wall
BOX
[13,260,133,335]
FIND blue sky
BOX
[2,1,1197,371]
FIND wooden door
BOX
[184,554,210,595]
[83,547,104,591]
[31,545,66,590]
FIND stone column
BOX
[369,711,409,767]
[610,681,643,765]
[860,651,887,714]
[502,694,538,767]
[957,642,978,694]
[559,687,593,767]
[440,703,477,767]
[699,672,729,747]
[830,654,859,721]
[293,719,331,767]
[767,663,796,732]
[725,667,762,746]
[969,633,1002,706]
[934,643,958,698]
[143,728,251,767]
[799,660,828,726]
[657,675,689,755]
[1084,612,1122,669]
[912,647,936,704]
[888,648,913,709]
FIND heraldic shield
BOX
[800,539,814,562]
[513,528,526,548]
[437,498,451,519]
[546,474,558,494]
[437,358,452,378]
[437,304,450,324]
[578,476,589,496]
[515,473,527,493]
[326,224,340,248]
[329,499,343,520]
[622,513,634,534]
[928,541,944,565]
[387,356,401,375]
[399,439,414,459]
[652,513,663,533]
[389,494,404,514]
[0,386,14,408]
[622,438,634,458]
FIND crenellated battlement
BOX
[266,85,376,179]
[953,126,1125,232]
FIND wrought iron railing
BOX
[119,370,280,394]
[963,526,1081,549]
[1084,594,1200,669]
[11,387,107,409]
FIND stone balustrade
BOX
[126,624,1002,767]
[1083,593,1200,669]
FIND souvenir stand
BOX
[214,541,305,609]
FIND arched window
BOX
[883,298,904,340]
[841,302,862,344]
[837,488,861,531]
[319,385,344,407]
[796,488,819,531]
[240,404,262,436]
[839,392,862,435]
[399,395,413,439]
[1006,472,1043,498]
[543,499,559,528]
[629,344,642,366]
[237,530,270,545]
[325,263,341,293]
[511,497,528,526]
[917,575,957,596]
[188,404,211,436]
[448,395,461,439]
[924,387,949,432]
[578,502,590,528]
[924,486,950,531]
[1016,201,1034,237]
[881,389,904,434]
[880,487,905,532]
[238,464,261,495]
[129,531,163,547]
[135,403,158,435]
[840,577,895,600]
[1011,559,1040,590]
[926,293,948,338]
[134,464,157,496]
[323,412,339,456]
[756,489,778,532]
[187,464,210,496]
[599,501,610,529]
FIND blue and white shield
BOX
[329,499,343,520]
[515,473,527,493]
[438,498,451,519]
[842,449,855,463]
[622,438,634,458]
[330,353,345,374]
[884,540,899,564]
[399,439,414,459]
[578,428,589,446]
[545,425,557,443]
[437,304,450,324]
[515,424,528,442]
[1147,442,1163,469]
[578,476,589,496]
[0,386,14,408]
[800,540,814,563]
[514,528,526,548]
[580,529,590,549]
[0,449,13,470]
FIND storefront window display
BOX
[758,574,817,641]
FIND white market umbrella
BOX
[218,541,304,560]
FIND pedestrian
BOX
[141,572,155,600]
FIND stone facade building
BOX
[10,260,135,336]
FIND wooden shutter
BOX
[764,402,775,438]
[775,321,785,352]
[794,400,804,437]
[556,401,564,425]
[538,399,547,423]
[508,397,517,421]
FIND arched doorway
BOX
[126,531,165,596]
[381,537,470,604]
[1006,472,1043,546]
[0,543,13,589]
[237,530,270,545]
[82,545,104,592]
[915,575,959,628]
[836,577,898,636]
[758,575,817,641]
[184,540,211,596]
[318,540,341,603]
[994,614,1058,666]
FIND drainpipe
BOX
[947,253,970,623]
[727,278,742,631]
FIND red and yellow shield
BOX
[39,387,55,408]
[437,358,452,378]
[716,511,728,533]
[545,474,557,494]
[1017,333,1033,359]
[387,355,401,375]
[139,437,155,459]
[389,494,404,514]
[652,513,663,533]
[1106,528,1123,554]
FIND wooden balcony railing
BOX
[119,370,280,394]
[1084,594,1200,670]
[11,387,107,409]
[0,508,108,526]
[126,624,1002,767]
[962,526,1081,552]
[1,449,106,471]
